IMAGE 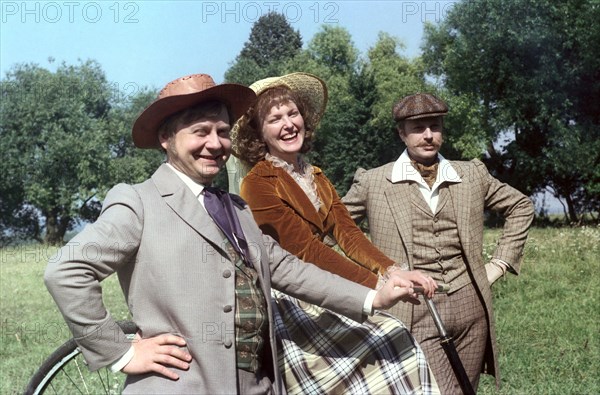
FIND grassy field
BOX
[1,227,598,394]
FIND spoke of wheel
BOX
[47,380,58,394]
[57,358,86,395]
[73,358,91,394]
[95,367,109,393]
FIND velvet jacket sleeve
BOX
[319,173,396,274]
[241,162,381,288]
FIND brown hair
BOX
[158,101,231,139]
[157,101,231,153]
[234,87,316,165]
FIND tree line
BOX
[1,0,598,246]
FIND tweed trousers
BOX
[412,282,487,394]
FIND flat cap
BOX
[393,93,448,121]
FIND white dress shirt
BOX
[166,163,207,204]
[391,149,461,213]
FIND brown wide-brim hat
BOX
[393,93,448,121]
[132,74,256,149]
[231,72,328,156]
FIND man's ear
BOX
[158,131,169,151]
[397,127,406,143]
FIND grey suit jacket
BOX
[45,164,370,394]
[342,159,534,381]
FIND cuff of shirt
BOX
[492,257,517,274]
[363,289,377,316]
[491,258,510,272]
[110,345,135,373]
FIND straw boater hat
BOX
[231,72,328,156]
[132,74,256,149]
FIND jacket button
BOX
[223,269,232,278]
[433,217,439,222]
[224,339,232,348]
[223,305,232,313]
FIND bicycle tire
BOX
[24,320,137,395]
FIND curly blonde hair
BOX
[233,87,316,166]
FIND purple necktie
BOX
[203,187,252,267]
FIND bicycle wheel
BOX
[25,321,137,395]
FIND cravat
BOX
[411,159,439,189]
[203,187,252,267]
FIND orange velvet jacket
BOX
[240,160,395,288]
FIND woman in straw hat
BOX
[230,72,439,394]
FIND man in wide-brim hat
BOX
[45,73,426,394]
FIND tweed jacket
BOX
[45,164,371,394]
[342,158,534,380]
[240,160,396,289]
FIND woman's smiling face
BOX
[261,100,305,164]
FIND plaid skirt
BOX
[272,290,440,395]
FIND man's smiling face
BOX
[160,104,231,185]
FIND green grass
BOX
[0,244,130,394]
[478,227,600,395]
[1,227,599,394]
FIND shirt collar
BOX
[166,163,206,197]
[391,149,461,185]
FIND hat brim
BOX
[250,73,328,127]
[404,111,448,121]
[132,84,256,149]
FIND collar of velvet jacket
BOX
[248,160,329,233]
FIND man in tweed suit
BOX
[342,93,535,394]
[44,74,430,394]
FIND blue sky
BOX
[1,1,457,90]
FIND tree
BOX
[306,25,358,75]
[224,12,302,85]
[104,89,163,192]
[0,60,161,245]
[422,0,600,222]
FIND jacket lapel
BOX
[384,174,414,267]
[151,164,228,254]
[448,161,470,245]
